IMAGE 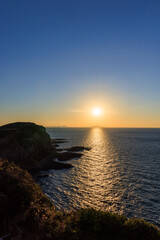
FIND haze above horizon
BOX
[0,0,160,127]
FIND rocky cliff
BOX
[0,122,71,172]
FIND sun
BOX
[92,108,102,116]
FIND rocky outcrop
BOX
[0,122,72,171]
[66,146,91,152]
[51,138,67,144]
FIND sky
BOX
[0,0,160,127]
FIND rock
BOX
[56,146,91,153]
[52,138,66,140]
[56,148,65,152]
[51,138,67,144]
[52,144,59,148]
[57,152,83,161]
[0,122,71,172]
[66,146,91,152]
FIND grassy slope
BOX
[0,158,160,240]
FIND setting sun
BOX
[92,108,102,116]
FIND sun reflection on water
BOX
[38,127,153,224]
[73,127,123,212]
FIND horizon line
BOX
[46,126,160,129]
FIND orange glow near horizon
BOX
[0,97,160,128]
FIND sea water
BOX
[37,128,160,227]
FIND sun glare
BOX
[92,108,102,116]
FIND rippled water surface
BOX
[37,128,160,226]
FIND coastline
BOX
[0,157,160,240]
[0,122,160,239]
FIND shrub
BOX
[0,158,160,240]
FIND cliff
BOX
[0,122,72,172]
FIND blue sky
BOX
[0,0,160,127]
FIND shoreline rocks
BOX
[51,138,68,144]
[65,146,91,152]
[0,122,91,173]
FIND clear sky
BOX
[0,0,160,127]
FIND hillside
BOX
[0,157,160,240]
[0,122,72,172]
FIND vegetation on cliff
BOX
[0,122,72,171]
[0,158,160,240]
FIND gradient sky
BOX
[0,0,160,127]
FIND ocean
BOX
[37,127,160,227]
